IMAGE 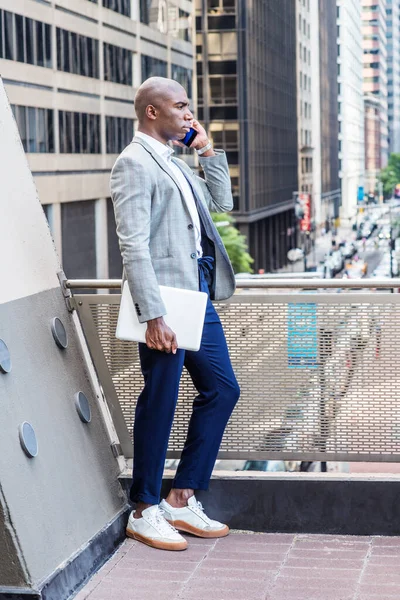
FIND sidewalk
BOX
[73,531,400,600]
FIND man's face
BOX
[154,89,194,142]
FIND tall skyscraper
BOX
[196,0,298,272]
[296,0,314,198]
[387,0,400,153]
[0,0,194,281]
[317,0,340,228]
[362,0,389,195]
[337,0,365,223]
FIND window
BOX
[140,0,168,32]
[210,127,238,150]
[208,60,236,75]
[141,55,167,80]
[207,0,236,14]
[106,116,134,153]
[197,76,203,103]
[209,75,236,104]
[171,65,193,98]
[11,105,54,153]
[209,106,237,119]
[57,28,99,78]
[102,0,130,17]
[59,111,100,153]
[207,32,237,57]
[208,15,235,30]
[0,10,51,68]
[62,201,96,281]
[170,8,192,42]
[103,43,132,85]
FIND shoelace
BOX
[190,500,213,525]
[148,508,179,534]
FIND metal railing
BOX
[67,277,400,463]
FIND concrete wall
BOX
[0,78,127,590]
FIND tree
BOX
[211,213,254,274]
[379,153,400,198]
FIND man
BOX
[110,77,240,551]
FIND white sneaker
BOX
[160,496,230,538]
[126,505,188,551]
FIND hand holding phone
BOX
[182,127,198,147]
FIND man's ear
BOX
[146,105,157,120]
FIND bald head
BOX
[135,77,185,124]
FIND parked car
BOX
[339,241,357,259]
[343,259,367,279]
[328,249,345,275]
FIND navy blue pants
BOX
[130,259,240,505]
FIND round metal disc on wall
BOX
[51,317,68,349]
[0,339,11,374]
[75,392,92,424]
[19,422,38,458]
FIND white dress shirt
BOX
[135,131,203,257]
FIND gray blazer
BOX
[110,136,236,323]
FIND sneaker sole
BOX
[126,527,188,551]
[167,520,230,538]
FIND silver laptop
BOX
[116,282,208,352]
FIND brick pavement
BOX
[73,532,400,600]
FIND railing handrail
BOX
[65,278,400,290]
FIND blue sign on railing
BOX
[287,303,318,369]
[357,186,364,202]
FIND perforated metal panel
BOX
[75,293,400,461]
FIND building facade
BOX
[318,0,340,227]
[0,0,194,281]
[387,0,400,153]
[196,0,298,272]
[337,0,365,223]
[296,0,314,198]
[362,0,388,195]
[364,93,382,195]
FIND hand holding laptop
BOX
[146,317,177,354]
[116,283,208,352]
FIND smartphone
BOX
[182,127,198,147]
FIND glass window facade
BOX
[171,64,193,98]
[103,42,132,85]
[102,0,131,17]
[141,55,167,80]
[197,0,298,271]
[319,0,340,199]
[11,104,54,153]
[140,0,168,33]
[169,8,192,42]
[0,10,51,67]
[61,201,96,282]
[56,28,99,78]
[59,111,101,153]
[106,116,134,153]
